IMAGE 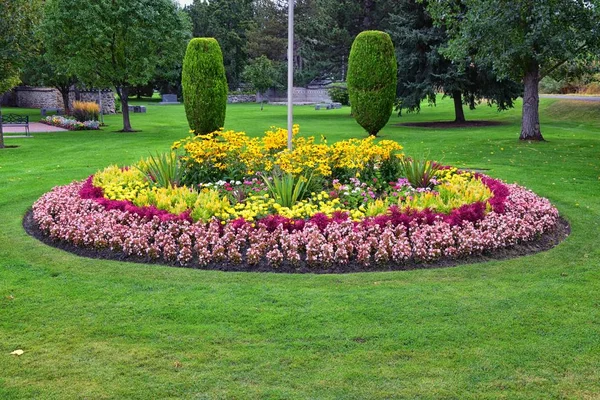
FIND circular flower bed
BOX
[29,127,563,272]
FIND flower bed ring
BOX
[26,172,568,274]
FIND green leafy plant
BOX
[182,38,228,135]
[328,84,349,106]
[262,171,312,208]
[347,31,397,136]
[400,158,440,189]
[138,152,183,189]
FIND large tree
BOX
[0,0,42,149]
[389,0,521,123]
[187,0,254,90]
[427,0,600,140]
[21,50,78,115]
[43,0,191,132]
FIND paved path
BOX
[3,122,68,134]
[541,94,600,102]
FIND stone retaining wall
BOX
[265,87,331,104]
[15,87,62,109]
[227,94,257,103]
[69,90,116,114]
[3,87,116,114]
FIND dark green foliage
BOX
[186,0,253,90]
[388,0,521,121]
[347,31,397,136]
[132,84,154,99]
[182,38,228,135]
[327,84,350,106]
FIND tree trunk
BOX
[520,62,544,141]
[452,90,466,123]
[118,86,134,132]
[59,87,70,115]
[0,104,5,149]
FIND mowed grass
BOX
[1,98,599,399]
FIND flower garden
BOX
[40,115,100,130]
[31,126,560,272]
[39,101,101,130]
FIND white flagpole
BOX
[287,0,294,150]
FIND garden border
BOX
[23,210,570,274]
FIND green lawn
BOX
[1,98,599,399]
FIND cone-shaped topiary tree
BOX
[347,31,397,136]
[182,38,228,135]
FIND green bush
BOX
[328,84,350,106]
[347,31,397,136]
[182,38,228,135]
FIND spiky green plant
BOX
[262,171,312,208]
[138,152,183,188]
[400,158,440,189]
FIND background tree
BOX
[187,0,253,90]
[293,0,400,83]
[43,0,191,132]
[0,0,42,149]
[246,0,288,62]
[21,50,78,115]
[182,38,228,134]
[388,0,521,123]
[427,0,600,140]
[347,31,397,136]
[243,56,277,110]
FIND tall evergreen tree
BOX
[388,0,521,123]
[188,0,253,89]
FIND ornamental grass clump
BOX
[72,101,100,122]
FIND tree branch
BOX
[540,42,589,79]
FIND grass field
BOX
[1,98,599,399]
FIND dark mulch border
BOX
[396,120,506,129]
[23,210,571,274]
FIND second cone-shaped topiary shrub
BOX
[182,38,228,135]
[347,31,397,136]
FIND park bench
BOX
[315,102,342,110]
[40,107,64,116]
[1,114,30,136]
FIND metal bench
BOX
[1,114,30,136]
[41,107,64,116]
